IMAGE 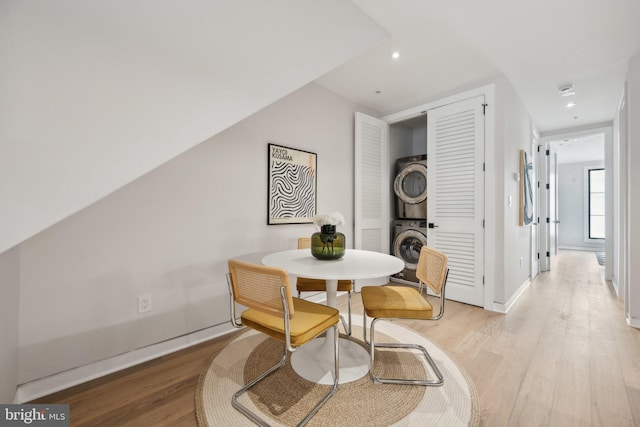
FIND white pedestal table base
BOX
[260,250,405,385]
[290,336,370,385]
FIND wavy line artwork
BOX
[270,160,315,219]
[268,143,316,224]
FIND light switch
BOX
[508,195,513,207]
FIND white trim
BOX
[583,164,605,243]
[491,278,531,314]
[382,84,494,124]
[540,122,613,140]
[558,245,603,251]
[541,124,613,282]
[382,83,496,311]
[14,288,347,404]
[627,314,640,329]
[530,125,540,281]
[16,322,235,403]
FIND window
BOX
[588,168,605,239]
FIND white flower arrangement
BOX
[313,211,345,227]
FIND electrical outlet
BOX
[138,295,152,314]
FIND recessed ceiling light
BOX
[565,102,577,108]
[391,51,400,60]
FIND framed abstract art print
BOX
[267,143,317,225]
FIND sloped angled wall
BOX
[0,0,387,255]
[17,83,378,385]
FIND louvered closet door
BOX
[354,112,389,253]
[427,96,484,306]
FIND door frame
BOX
[537,143,551,271]
[549,150,559,256]
[382,84,496,310]
[540,125,613,280]
[530,127,540,280]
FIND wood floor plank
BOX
[29,251,638,426]
[612,326,640,390]
[507,305,567,426]
[589,337,634,426]
[626,385,640,426]
[550,335,592,426]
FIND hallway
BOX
[398,250,640,426]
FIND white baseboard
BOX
[627,314,640,329]
[16,322,235,404]
[15,290,346,404]
[558,245,604,252]
[491,278,531,314]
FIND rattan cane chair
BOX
[227,259,340,426]
[360,246,449,386]
[295,237,353,336]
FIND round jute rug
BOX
[196,317,479,426]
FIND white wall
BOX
[557,162,605,251]
[16,83,377,384]
[412,124,428,154]
[388,125,414,222]
[614,84,628,305]
[0,0,387,255]
[493,76,535,305]
[0,247,20,403]
[627,53,640,324]
[388,121,428,224]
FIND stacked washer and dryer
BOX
[392,154,429,283]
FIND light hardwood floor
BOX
[32,250,640,426]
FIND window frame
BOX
[585,167,605,240]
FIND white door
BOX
[538,144,549,271]
[354,112,390,253]
[549,150,559,256]
[538,143,560,270]
[427,96,484,307]
[530,132,539,280]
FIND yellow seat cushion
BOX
[241,298,340,347]
[296,278,353,293]
[361,285,434,320]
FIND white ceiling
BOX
[550,133,605,164]
[2,1,637,254]
[0,0,386,254]
[318,0,640,133]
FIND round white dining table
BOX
[261,248,404,384]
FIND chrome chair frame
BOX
[362,268,449,387]
[227,273,339,427]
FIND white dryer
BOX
[392,219,428,283]
[394,154,428,219]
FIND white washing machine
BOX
[392,219,428,283]
[394,154,428,219]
